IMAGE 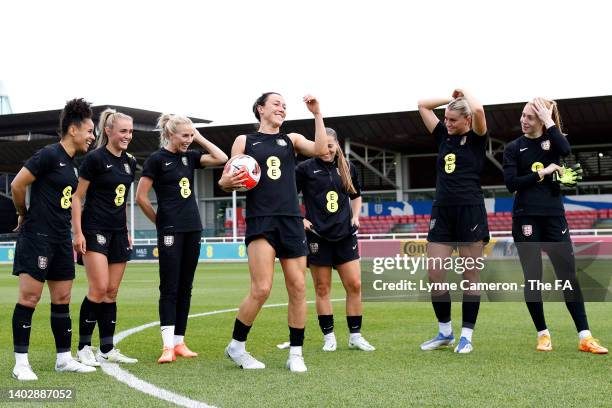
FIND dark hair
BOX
[252,92,281,121]
[59,98,93,137]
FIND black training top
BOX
[244,132,301,218]
[21,143,78,242]
[79,147,137,232]
[503,126,570,217]
[432,122,488,206]
[142,148,203,233]
[296,158,361,241]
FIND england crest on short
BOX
[309,242,319,254]
[430,218,436,230]
[96,234,107,245]
[38,256,48,270]
[164,235,174,246]
[522,224,533,236]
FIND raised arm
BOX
[71,178,90,254]
[532,98,570,156]
[453,89,487,136]
[10,167,36,231]
[289,95,327,157]
[417,97,452,133]
[135,176,157,225]
[193,129,229,166]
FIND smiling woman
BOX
[10,98,97,381]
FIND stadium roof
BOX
[1,96,611,174]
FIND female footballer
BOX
[136,114,227,363]
[296,127,375,352]
[71,108,138,366]
[11,98,97,380]
[218,93,327,372]
[417,89,489,354]
[503,97,607,354]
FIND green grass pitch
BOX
[0,262,610,407]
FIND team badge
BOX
[541,140,551,151]
[38,256,48,270]
[460,136,467,145]
[124,163,131,174]
[74,168,79,178]
[182,156,188,166]
[430,218,436,230]
[276,138,287,147]
[336,167,340,175]
[163,235,174,247]
[309,243,319,254]
[522,225,533,237]
[96,234,107,245]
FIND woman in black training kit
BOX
[296,127,375,352]
[417,89,489,354]
[503,97,607,354]
[136,114,227,363]
[218,93,327,372]
[11,98,97,380]
[72,108,138,366]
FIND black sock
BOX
[98,302,117,354]
[78,297,100,350]
[232,318,251,342]
[13,303,35,354]
[431,291,451,323]
[317,314,334,335]
[525,302,547,332]
[461,294,481,329]
[347,315,362,334]
[289,326,305,347]
[50,303,71,353]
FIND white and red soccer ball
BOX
[225,154,261,192]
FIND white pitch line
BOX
[102,298,345,408]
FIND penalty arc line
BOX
[101,298,346,408]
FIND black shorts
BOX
[245,216,308,259]
[77,230,132,265]
[12,232,75,282]
[427,204,490,244]
[512,215,571,243]
[306,230,359,268]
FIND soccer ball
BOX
[225,154,261,192]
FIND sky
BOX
[2,0,611,125]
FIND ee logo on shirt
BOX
[266,156,281,180]
[60,186,73,209]
[179,177,192,198]
[531,162,544,181]
[114,184,126,207]
[444,153,456,174]
[326,191,339,213]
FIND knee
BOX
[53,292,71,304]
[88,286,106,303]
[286,280,306,301]
[105,286,119,302]
[251,283,272,304]
[345,279,361,296]
[314,281,331,299]
[19,293,41,309]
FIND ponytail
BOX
[157,113,193,148]
[326,128,357,195]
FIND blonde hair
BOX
[96,108,132,148]
[326,128,357,195]
[447,97,472,118]
[157,114,194,147]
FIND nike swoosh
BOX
[323,326,333,331]
[111,321,116,324]
[313,170,322,173]
[22,325,31,329]
[352,244,358,250]
[561,229,567,234]
[106,164,113,168]
[85,319,96,323]
[59,162,67,167]
[67,329,72,332]
[520,148,528,152]
[165,162,172,166]
[253,142,262,145]
[471,224,479,231]
[350,326,359,329]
